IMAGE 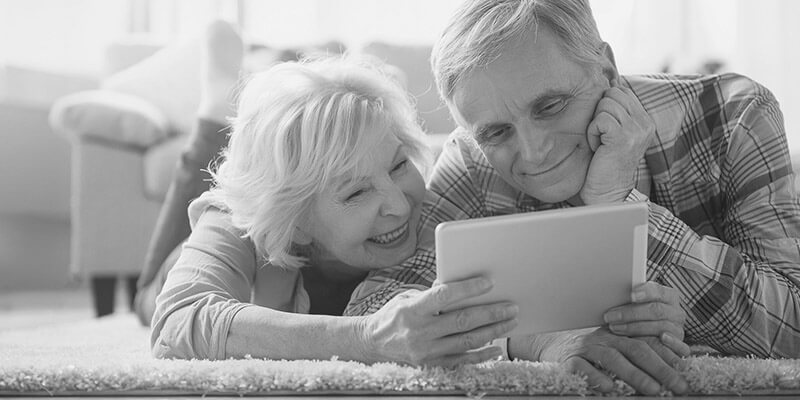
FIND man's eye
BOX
[481,126,511,144]
[539,99,567,116]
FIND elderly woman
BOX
[136,23,517,366]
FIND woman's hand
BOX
[359,276,518,367]
[603,282,690,357]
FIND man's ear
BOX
[598,42,619,83]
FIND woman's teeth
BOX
[369,223,408,245]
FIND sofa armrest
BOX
[49,90,173,150]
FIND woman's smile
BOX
[368,222,410,246]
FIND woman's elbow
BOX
[150,306,214,360]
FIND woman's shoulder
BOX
[187,191,240,233]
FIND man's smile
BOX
[522,146,578,177]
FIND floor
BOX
[0,285,134,331]
[1,292,794,400]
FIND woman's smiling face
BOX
[297,132,426,271]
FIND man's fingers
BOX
[601,85,639,115]
[564,356,615,393]
[430,302,518,338]
[632,282,681,305]
[586,111,620,151]
[608,320,685,341]
[417,276,492,314]
[616,339,688,395]
[661,332,692,358]
[604,301,686,327]
[584,344,663,395]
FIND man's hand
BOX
[604,282,690,357]
[533,327,689,395]
[581,78,654,205]
[360,276,518,367]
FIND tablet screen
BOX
[435,202,648,335]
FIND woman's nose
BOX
[379,182,411,217]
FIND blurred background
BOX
[1,0,798,316]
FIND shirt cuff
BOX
[625,188,649,203]
[490,337,510,361]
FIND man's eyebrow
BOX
[471,88,571,139]
[529,88,572,110]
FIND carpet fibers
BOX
[1,314,799,397]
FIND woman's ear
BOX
[598,42,619,83]
[292,228,312,245]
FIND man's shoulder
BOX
[624,73,771,106]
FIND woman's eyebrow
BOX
[335,144,402,193]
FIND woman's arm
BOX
[152,203,517,364]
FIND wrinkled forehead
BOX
[450,28,593,130]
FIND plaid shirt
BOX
[345,73,800,358]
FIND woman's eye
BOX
[391,159,408,173]
[346,189,365,202]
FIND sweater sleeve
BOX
[150,202,257,360]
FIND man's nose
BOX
[515,123,553,165]
[379,182,411,217]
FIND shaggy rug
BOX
[1,313,799,397]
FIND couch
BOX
[49,33,453,317]
[0,64,97,292]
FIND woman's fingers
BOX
[417,276,493,314]
[428,346,504,368]
[428,302,518,338]
[435,318,518,356]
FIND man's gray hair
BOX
[431,0,604,102]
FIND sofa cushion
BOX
[102,35,202,139]
[361,42,455,135]
[49,90,171,149]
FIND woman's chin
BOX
[366,232,417,269]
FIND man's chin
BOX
[519,181,582,204]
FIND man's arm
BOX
[643,90,800,357]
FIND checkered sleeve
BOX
[646,90,800,358]
[345,134,490,316]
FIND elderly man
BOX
[346,0,800,395]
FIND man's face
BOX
[450,27,611,204]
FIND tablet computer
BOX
[435,202,648,335]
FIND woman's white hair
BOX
[210,55,431,269]
[431,0,604,102]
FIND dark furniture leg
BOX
[90,275,116,317]
[126,274,139,311]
